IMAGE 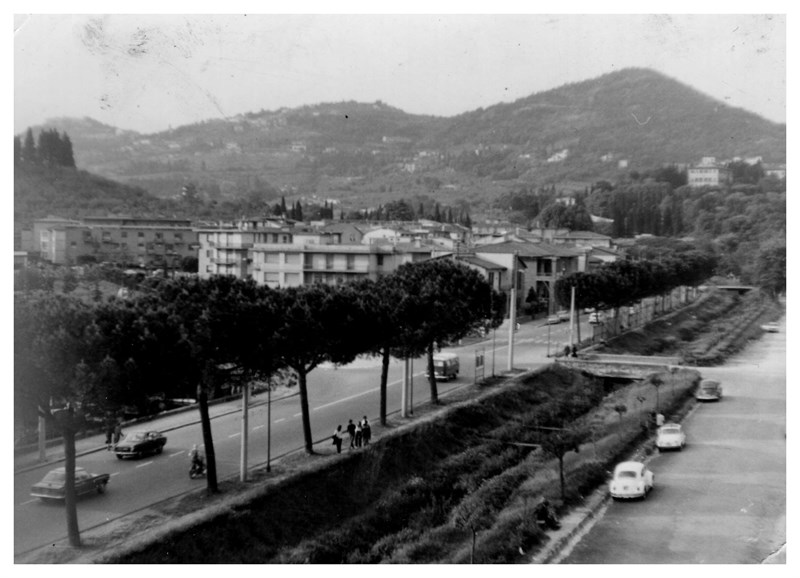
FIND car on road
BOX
[695,379,723,402]
[30,467,110,501]
[609,461,654,500]
[557,309,571,322]
[115,430,168,459]
[546,314,562,325]
[656,423,686,451]
[760,322,780,333]
[430,352,460,381]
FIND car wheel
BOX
[116,454,123,460]
[97,483,106,494]
[156,445,163,455]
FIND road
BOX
[15,314,596,557]
[561,318,786,564]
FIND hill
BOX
[26,68,785,212]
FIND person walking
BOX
[113,419,124,446]
[354,420,363,448]
[361,416,371,446]
[104,415,115,450]
[346,419,356,449]
[332,425,344,454]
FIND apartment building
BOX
[32,216,198,268]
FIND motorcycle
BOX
[189,459,206,479]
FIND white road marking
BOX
[254,425,264,430]
[110,472,121,477]
[229,433,241,438]
[293,412,302,418]
[135,461,154,468]
[170,451,184,458]
[19,499,37,506]
[275,418,286,423]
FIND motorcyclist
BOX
[189,444,205,475]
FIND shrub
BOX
[472,512,546,563]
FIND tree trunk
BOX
[62,425,81,548]
[197,385,218,494]
[380,346,390,426]
[558,455,566,501]
[426,343,439,404]
[297,369,314,454]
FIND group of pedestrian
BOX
[333,416,372,453]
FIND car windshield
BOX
[616,470,638,479]
[125,432,147,442]
[702,385,718,392]
[661,427,680,434]
[41,471,66,483]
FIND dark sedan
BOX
[114,430,167,459]
[30,467,110,501]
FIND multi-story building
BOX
[687,157,732,188]
[196,218,444,287]
[32,216,198,268]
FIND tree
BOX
[754,243,786,299]
[392,259,503,404]
[272,283,374,453]
[14,294,107,547]
[22,127,37,164]
[613,404,628,439]
[538,427,588,501]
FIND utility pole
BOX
[568,285,576,349]
[266,384,272,472]
[507,252,518,372]
[240,383,249,482]
[401,357,410,418]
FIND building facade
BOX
[687,157,733,188]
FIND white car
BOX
[609,461,654,500]
[588,312,605,324]
[656,423,686,451]
[760,322,779,333]
[546,315,561,325]
[556,309,570,322]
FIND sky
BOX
[12,8,789,136]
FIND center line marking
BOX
[19,499,37,506]
[170,451,184,458]
[229,433,241,438]
[135,461,153,468]
[254,425,264,430]
[275,418,286,423]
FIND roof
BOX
[614,461,644,472]
[475,241,583,258]
[457,255,507,271]
[553,230,612,240]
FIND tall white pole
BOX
[409,358,414,415]
[240,383,249,482]
[568,285,576,348]
[507,252,518,372]
[38,413,46,463]
[266,385,272,472]
[401,357,409,418]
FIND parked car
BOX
[609,461,654,500]
[430,352,460,381]
[589,312,605,324]
[656,423,686,451]
[546,315,561,325]
[115,430,168,459]
[695,379,723,402]
[30,467,110,501]
[760,322,779,333]
[556,309,570,322]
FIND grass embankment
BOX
[597,289,782,364]
[112,364,700,564]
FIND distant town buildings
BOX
[687,156,733,188]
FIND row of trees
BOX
[15,259,504,546]
[554,251,718,321]
[14,128,76,168]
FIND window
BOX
[174,232,183,241]
[285,253,300,265]
[138,231,145,238]
[138,243,145,251]
[264,272,279,285]
[206,250,212,258]
[121,231,128,238]
[155,232,163,241]
[102,231,112,241]
[265,253,279,264]
[377,254,384,267]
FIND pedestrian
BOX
[346,419,356,449]
[113,420,123,446]
[332,425,344,454]
[361,416,371,446]
[571,345,578,358]
[104,415,115,450]
[355,420,363,448]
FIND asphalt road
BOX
[561,319,786,564]
[15,313,597,557]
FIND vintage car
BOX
[695,379,723,402]
[556,309,571,322]
[609,461,654,500]
[115,430,167,459]
[656,423,686,451]
[588,312,606,325]
[760,322,780,333]
[546,314,562,325]
[430,352,460,381]
[30,467,110,501]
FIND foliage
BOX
[753,242,786,298]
